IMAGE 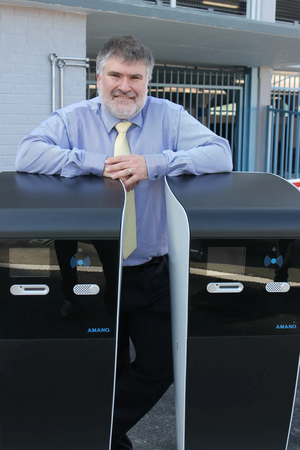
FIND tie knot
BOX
[115,121,132,134]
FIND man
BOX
[16,36,233,449]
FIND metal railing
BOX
[149,66,245,170]
[265,74,300,178]
[143,0,300,24]
[49,54,90,112]
[276,0,300,24]
[87,64,245,170]
[266,107,300,179]
[87,64,245,169]
[161,0,247,15]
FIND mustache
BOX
[112,89,137,99]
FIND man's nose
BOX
[118,77,131,92]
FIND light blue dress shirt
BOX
[16,96,233,266]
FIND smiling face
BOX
[97,57,149,120]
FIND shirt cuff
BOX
[144,153,168,180]
[82,152,106,176]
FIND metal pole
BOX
[57,59,65,110]
[49,53,58,113]
[49,55,90,112]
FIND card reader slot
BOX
[24,287,46,291]
[10,285,50,296]
[219,285,240,289]
[207,282,244,293]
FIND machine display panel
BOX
[189,238,300,337]
[0,239,120,340]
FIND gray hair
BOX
[96,36,155,82]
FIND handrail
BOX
[49,54,90,112]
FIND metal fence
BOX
[276,0,300,23]
[143,0,300,24]
[148,66,245,170]
[265,73,300,179]
[87,64,245,171]
[159,0,247,15]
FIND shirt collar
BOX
[99,99,145,133]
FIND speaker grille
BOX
[73,284,100,295]
[265,282,290,293]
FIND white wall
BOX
[0,4,87,172]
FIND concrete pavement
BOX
[129,383,300,450]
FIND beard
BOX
[98,81,147,120]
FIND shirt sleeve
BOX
[145,107,233,180]
[15,112,106,178]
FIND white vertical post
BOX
[247,0,276,22]
[247,67,259,172]
[256,68,274,171]
[246,0,258,20]
[260,0,276,22]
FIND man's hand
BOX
[104,155,148,191]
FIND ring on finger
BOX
[128,168,133,175]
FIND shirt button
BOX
[155,174,158,179]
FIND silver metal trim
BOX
[165,176,190,450]
[108,179,126,450]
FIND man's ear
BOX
[96,74,101,89]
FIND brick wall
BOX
[0,4,87,172]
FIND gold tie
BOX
[114,121,137,259]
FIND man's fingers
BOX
[102,169,112,178]
[105,162,128,173]
[107,166,138,180]
[106,155,128,165]
[123,175,141,191]
[104,155,148,183]
[116,175,140,191]
[109,169,129,180]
